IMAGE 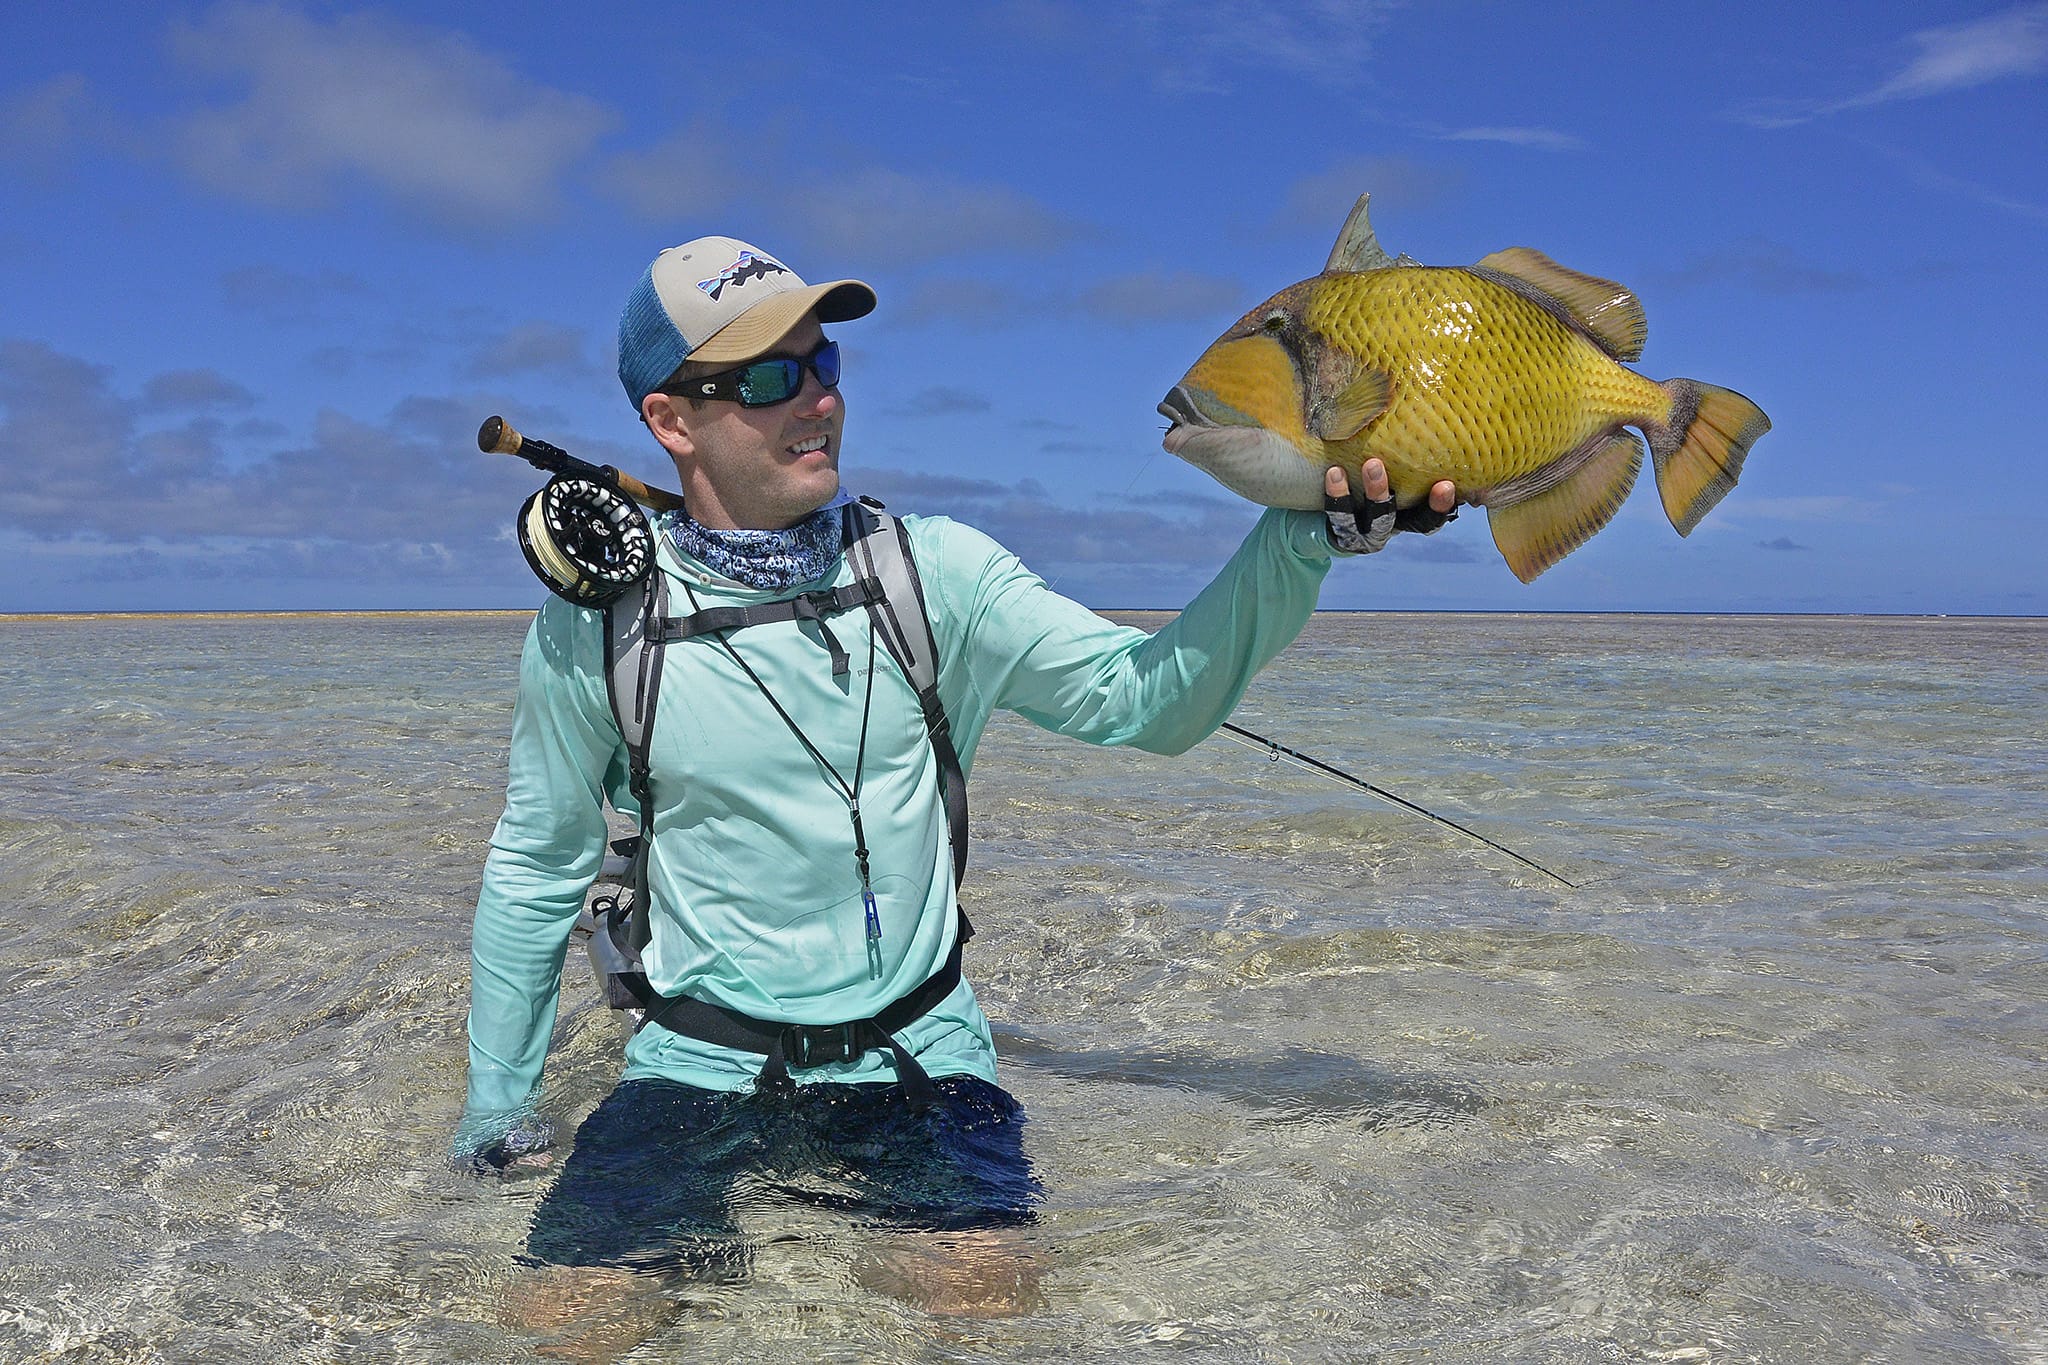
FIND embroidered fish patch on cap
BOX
[698,251,790,301]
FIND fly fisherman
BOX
[454,236,1456,1330]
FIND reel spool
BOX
[517,475,654,606]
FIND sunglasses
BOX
[681,339,842,408]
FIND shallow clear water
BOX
[1,612,2042,1362]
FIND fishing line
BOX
[1216,721,1577,889]
[1042,441,1165,598]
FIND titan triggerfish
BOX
[1158,194,1771,581]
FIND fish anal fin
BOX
[1647,380,1771,534]
[1309,368,1391,442]
[1484,429,1644,582]
[1475,247,1648,363]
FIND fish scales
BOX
[1158,193,1769,581]
[1305,267,1667,503]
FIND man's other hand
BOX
[450,1108,556,1180]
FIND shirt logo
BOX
[697,251,790,301]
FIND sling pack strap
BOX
[652,580,882,678]
[604,568,668,772]
[603,570,667,967]
[844,499,969,889]
[631,921,969,1108]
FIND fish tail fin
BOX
[1646,380,1771,535]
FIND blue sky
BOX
[2,2,2042,613]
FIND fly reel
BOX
[517,474,654,606]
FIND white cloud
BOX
[601,132,1086,264]
[788,168,1085,264]
[984,0,1401,93]
[1857,2,2048,104]
[163,3,612,220]
[1442,126,1586,152]
[1850,134,2048,224]
[0,340,535,551]
[1732,3,2048,126]
[594,119,749,222]
[1129,0,1402,92]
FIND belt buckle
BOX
[784,1022,860,1069]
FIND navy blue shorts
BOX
[522,1074,1040,1276]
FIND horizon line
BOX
[3,608,2042,624]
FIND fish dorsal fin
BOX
[1475,247,1647,362]
[1325,193,1400,274]
[1308,368,1391,442]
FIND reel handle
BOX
[479,416,685,513]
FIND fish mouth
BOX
[1158,384,1217,454]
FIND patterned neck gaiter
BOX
[660,501,846,592]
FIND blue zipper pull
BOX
[862,886,884,980]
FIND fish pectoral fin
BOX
[1484,430,1644,582]
[1474,247,1648,363]
[1308,369,1392,442]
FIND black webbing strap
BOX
[632,909,973,1108]
[653,581,881,677]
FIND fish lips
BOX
[1157,384,1216,454]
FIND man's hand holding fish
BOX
[1322,458,1459,557]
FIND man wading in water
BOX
[453,236,1457,1350]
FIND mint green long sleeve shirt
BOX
[462,507,1339,1120]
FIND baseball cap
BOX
[617,236,877,409]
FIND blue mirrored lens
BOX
[734,359,800,406]
[731,341,840,407]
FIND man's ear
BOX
[641,392,694,461]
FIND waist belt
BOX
[633,911,971,1108]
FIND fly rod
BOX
[1216,721,1576,889]
[479,415,686,514]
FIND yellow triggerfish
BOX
[1159,194,1771,581]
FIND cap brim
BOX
[688,280,877,364]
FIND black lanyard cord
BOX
[681,579,888,977]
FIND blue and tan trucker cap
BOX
[617,236,876,409]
